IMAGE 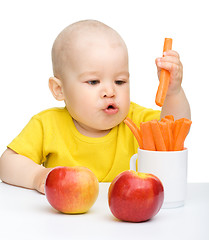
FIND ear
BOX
[48,77,65,101]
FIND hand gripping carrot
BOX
[124,118,143,149]
[155,38,173,107]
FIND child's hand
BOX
[33,167,53,194]
[155,50,183,96]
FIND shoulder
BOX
[33,107,69,118]
[31,107,70,123]
[128,102,147,113]
[127,102,151,117]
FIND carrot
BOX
[173,118,192,151]
[173,118,184,144]
[124,118,143,149]
[155,38,173,107]
[125,116,191,152]
[159,122,169,150]
[160,116,174,150]
[165,115,174,121]
[161,117,174,128]
[167,121,174,150]
[161,117,170,123]
[150,120,166,151]
[160,115,174,122]
[140,121,156,151]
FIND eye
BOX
[115,80,126,85]
[87,80,100,85]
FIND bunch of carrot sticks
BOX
[124,115,192,151]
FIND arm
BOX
[0,148,52,194]
[160,86,191,120]
[155,50,191,120]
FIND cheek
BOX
[64,86,96,112]
[119,88,130,116]
[63,84,81,110]
[119,87,130,105]
[77,89,97,107]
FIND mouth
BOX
[103,103,119,115]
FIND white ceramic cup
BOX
[130,148,188,208]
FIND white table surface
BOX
[0,182,209,240]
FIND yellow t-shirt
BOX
[8,102,160,182]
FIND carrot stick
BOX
[155,38,173,107]
[165,115,174,121]
[173,118,184,144]
[160,116,174,150]
[167,121,174,150]
[161,117,174,127]
[124,118,143,149]
[173,118,192,151]
[160,115,174,122]
[161,117,169,123]
[159,122,169,150]
[140,121,156,151]
[150,120,166,151]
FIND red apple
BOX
[108,170,164,222]
[45,166,99,214]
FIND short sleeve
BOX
[137,107,161,122]
[128,102,161,126]
[7,116,44,165]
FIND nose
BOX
[101,83,115,98]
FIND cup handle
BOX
[130,153,138,171]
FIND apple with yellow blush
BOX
[45,166,99,214]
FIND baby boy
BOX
[0,20,191,194]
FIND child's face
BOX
[62,33,130,135]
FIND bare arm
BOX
[160,87,191,120]
[0,148,52,194]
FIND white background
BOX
[0,0,208,182]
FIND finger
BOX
[156,61,182,73]
[157,56,181,65]
[155,58,162,73]
[163,50,180,59]
[155,57,182,71]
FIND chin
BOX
[73,107,129,135]
[101,116,125,130]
